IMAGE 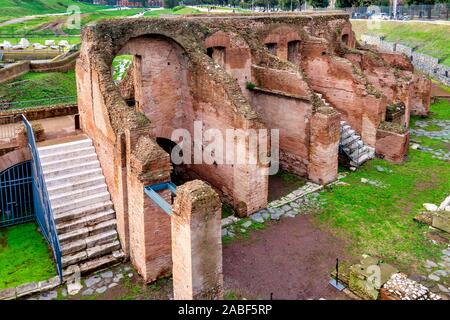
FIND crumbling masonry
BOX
[75,12,431,286]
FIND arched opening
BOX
[0,161,34,227]
[265,43,277,56]
[112,54,135,107]
[156,137,189,186]
[287,40,301,64]
[206,46,226,68]
[341,34,349,46]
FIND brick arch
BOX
[76,19,268,227]
[262,26,302,62]
[0,148,31,173]
[339,23,356,48]
[204,31,252,95]
[115,34,193,141]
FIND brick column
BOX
[171,180,223,300]
[308,108,340,185]
[127,135,172,282]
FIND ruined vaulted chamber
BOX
[75,12,431,280]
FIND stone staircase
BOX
[340,120,375,167]
[315,92,374,167]
[37,137,124,276]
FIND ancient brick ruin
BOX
[75,12,431,288]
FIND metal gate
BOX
[0,161,34,227]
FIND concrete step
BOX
[49,184,108,207]
[56,209,115,234]
[54,200,114,224]
[61,240,121,268]
[45,168,103,188]
[39,146,96,163]
[59,219,117,245]
[48,175,105,196]
[38,139,92,156]
[41,154,98,171]
[43,161,100,179]
[52,192,111,215]
[61,228,118,255]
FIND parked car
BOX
[369,13,389,20]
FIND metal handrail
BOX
[21,114,62,280]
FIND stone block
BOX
[432,211,450,234]
[38,276,61,291]
[0,287,16,300]
[349,264,379,300]
[16,281,39,298]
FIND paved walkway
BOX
[0,115,77,145]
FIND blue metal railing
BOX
[22,115,62,280]
[144,182,177,216]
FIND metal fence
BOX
[0,96,77,111]
[22,115,62,280]
[0,115,18,140]
[345,4,450,20]
[0,161,34,227]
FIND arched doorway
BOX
[156,137,189,186]
[0,161,34,227]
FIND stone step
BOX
[60,228,118,255]
[348,146,369,160]
[52,192,111,215]
[59,219,117,245]
[41,154,98,172]
[341,134,360,146]
[43,161,100,179]
[63,250,125,278]
[45,168,103,188]
[61,240,121,268]
[341,124,351,132]
[39,146,96,163]
[345,140,364,150]
[341,129,356,140]
[351,153,372,166]
[49,184,108,207]
[48,175,105,196]
[38,139,92,156]
[54,200,114,224]
[56,209,115,234]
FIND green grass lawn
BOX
[62,8,146,35]
[351,20,450,67]
[0,70,77,108]
[314,99,450,274]
[0,6,201,38]
[0,0,108,23]
[0,222,56,289]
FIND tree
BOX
[164,0,180,8]
[308,0,329,7]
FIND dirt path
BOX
[431,83,450,98]
[33,18,68,35]
[223,215,353,300]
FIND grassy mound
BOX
[351,20,450,67]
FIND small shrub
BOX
[245,81,256,90]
